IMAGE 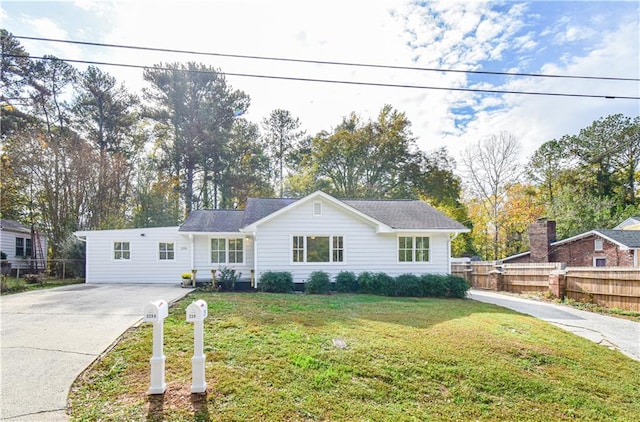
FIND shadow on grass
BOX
[146,394,164,422]
[191,392,210,421]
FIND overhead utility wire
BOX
[14,35,640,83]
[12,54,639,100]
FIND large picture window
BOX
[211,238,244,264]
[398,236,430,262]
[292,235,344,263]
[159,242,175,260]
[114,242,130,260]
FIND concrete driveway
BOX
[0,283,192,421]
[469,289,640,361]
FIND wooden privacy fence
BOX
[452,261,640,311]
[565,268,640,312]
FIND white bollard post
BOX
[186,299,208,393]
[143,300,169,395]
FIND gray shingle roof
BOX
[241,197,297,226]
[179,194,467,232]
[342,199,467,230]
[0,219,31,234]
[179,210,245,232]
[595,230,640,248]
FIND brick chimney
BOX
[529,219,556,263]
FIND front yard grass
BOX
[69,293,640,421]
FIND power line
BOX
[14,35,640,83]
[8,54,638,100]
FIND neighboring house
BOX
[502,219,640,267]
[0,219,48,272]
[613,216,640,230]
[75,191,469,285]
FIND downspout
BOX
[448,232,459,274]
[253,232,258,288]
[189,234,195,271]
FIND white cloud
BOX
[2,0,636,174]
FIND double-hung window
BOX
[15,238,25,256]
[292,235,344,263]
[398,236,430,262]
[159,242,175,260]
[114,242,131,260]
[211,238,244,264]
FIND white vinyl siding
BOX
[79,227,187,284]
[254,199,450,283]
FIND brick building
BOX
[503,219,640,267]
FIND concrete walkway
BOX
[0,284,192,421]
[469,289,640,361]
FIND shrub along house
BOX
[74,191,469,286]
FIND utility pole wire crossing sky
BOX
[6,53,640,101]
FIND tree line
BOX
[1,30,638,261]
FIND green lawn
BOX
[69,293,640,421]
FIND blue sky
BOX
[2,0,639,161]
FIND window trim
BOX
[158,242,175,261]
[15,237,25,257]
[593,257,606,267]
[398,235,430,263]
[291,234,345,264]
[210,237,244,265]
[594,238,604,251]
[113,241,131,261]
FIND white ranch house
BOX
[75,191,469,285]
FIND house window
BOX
[594,258,606,267]
[210,238,244,264]
[15,238,24,256]
[292,235,344,263]
[114,242,130,260]
[159,242,175,260]
[211,238,226,264]
[228,239,243,264]
[293,236,305,262]
[333,236,344,262]
[594,238,604,251]
[398,236,430,262]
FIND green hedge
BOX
[257,270,470,298]
[305,271,331,294]
[357,272,469,298]
[335,271,358,293]
[258,271,294,293]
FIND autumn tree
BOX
[462,131,521,260]
[291,105,422,199]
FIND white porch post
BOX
[190,234,195,270]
